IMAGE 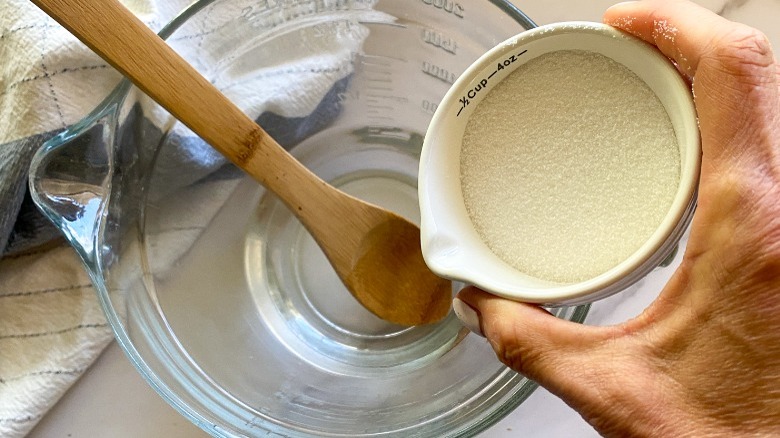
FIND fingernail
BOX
[453,298,484,337]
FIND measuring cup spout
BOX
[28,102,118,267]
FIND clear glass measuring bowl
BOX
[29,0,588,436]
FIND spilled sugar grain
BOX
[460,50,680,283]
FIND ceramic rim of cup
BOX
[419,21,701,305]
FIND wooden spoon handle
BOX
[31,0,454,327]
[32,0,322,209]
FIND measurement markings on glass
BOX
[366,92,400,120]
[366,93,396,120]
[421,99,439,115]
[420,0,465,19]
[456,50,528,117]
[240,0,377,30]
[422,28,458,55]
[421,61,457,85]
[367,95,408,105]
[360,55,408,120]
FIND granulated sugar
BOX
[460,50,680,283]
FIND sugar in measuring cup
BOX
[419,22,701,306]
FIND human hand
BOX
[453,1,780,436]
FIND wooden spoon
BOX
[32,0,452,326]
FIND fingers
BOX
[603,0,720,79]
[603,1,780,265]
[604,0,774,80]
[455,287,624,402]
[605,0,779,184]
[454,287,696,434]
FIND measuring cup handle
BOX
[28,94,120,267]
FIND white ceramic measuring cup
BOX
[419,22,701,306]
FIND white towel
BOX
[0,1,381,436]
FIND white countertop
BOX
[27,1,779,437]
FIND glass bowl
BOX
[30,1,588,436]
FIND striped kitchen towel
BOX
[0,2,194,436]
[0,0,378,436]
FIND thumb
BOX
[604,0,779,163]
[454,286,634,408]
